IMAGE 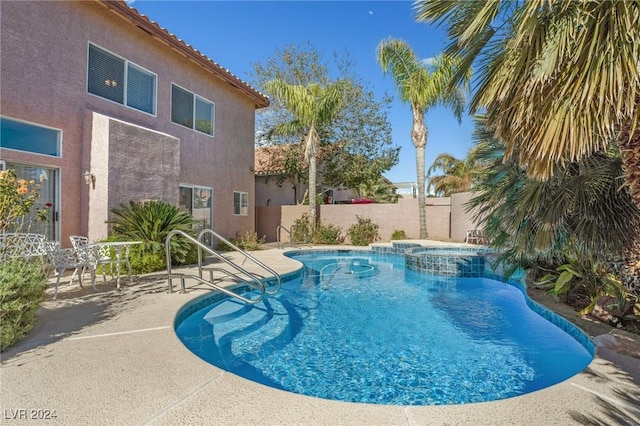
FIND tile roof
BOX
[98,1,269,109]
[255,143,341,176]
[254,144,306,176]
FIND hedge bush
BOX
[0,259,47,351]
[291,213,314,244]
[314,222,344,245]
[289,214,345,245]
[347,216,380,246]
[217,232,265,251]
[391,229,408,240]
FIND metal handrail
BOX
[197,228,282,295]
[165,230,265,304]
[276,225,294,249]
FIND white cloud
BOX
[421,57,436,67]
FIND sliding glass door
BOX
[5,163,58,240]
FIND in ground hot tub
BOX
[405,246,491,277]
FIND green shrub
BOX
[347,216,380,246]
[0,259,47,351]
[216,239,236,251]
[126,245,167,274]
[215,232,265,251]
[391,230,408,240]
[291,213,314,244]
[108,200,197,269]
[314,222,344,245]
[237,231,265,251]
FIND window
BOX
[171,86,193,129]
[171,84,214,136]
[180,185,214,246]
[87,44,156,115]
[233,191,248,216]
[0,117,61,156]
[179,186,193,214]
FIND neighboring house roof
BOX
[98,1,269,109]
[255,142,346,176]
[254,144,306,176]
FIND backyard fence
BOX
[256,192,479,244]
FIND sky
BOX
[130,0,475,183]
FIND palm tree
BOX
[264,80,345,228]
[357,176,400,203]
[377,38,469,238]
[427,151,480,197]
[467,116,640,277]
[415,0,640,209]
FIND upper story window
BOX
[87,43,157,115]
[233,191,248,216]
[0,117,61,157]
[171,84,215,136]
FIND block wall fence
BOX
[256,192,479,244]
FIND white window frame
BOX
[87,42,157,116]
[233,191,248,216]
[170,83,215,137]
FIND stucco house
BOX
[254,143,358,207]
[0,0,268,246]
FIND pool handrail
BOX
[276,225,294,249]
[197,228,282,295]
[165,230,265,304]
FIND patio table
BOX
[89,241,141,290]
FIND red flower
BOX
[45,202,53,208]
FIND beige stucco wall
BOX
[424,197,452,240]
[450,192,479,242]
[255,196,466,244]
[320,199,418,242]
[255,176,304,207]
[86,112,181,241]
[1,1,258,245]
[255,206,282,243]
[280,205,314,236]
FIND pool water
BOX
[175,251,593,405]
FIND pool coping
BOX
[1,242,638,425]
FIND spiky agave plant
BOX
[109,200,196,265]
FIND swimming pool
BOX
[175,250,593,406]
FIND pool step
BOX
[207,296,295,363]
[203,298,250,324]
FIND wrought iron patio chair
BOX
[465,229,489,245]
[43,241,96,299]
[70,235,115,284]
[0,232,50,274]
[0,232,46,259]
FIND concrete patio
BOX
[1,244,639,425]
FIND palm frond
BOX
[417,0,640,181]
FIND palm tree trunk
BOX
[305,127,319,231]
[619,122,640,210]
[617,119,640,292]
[412,104,428,239]
[308,153,317,230]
